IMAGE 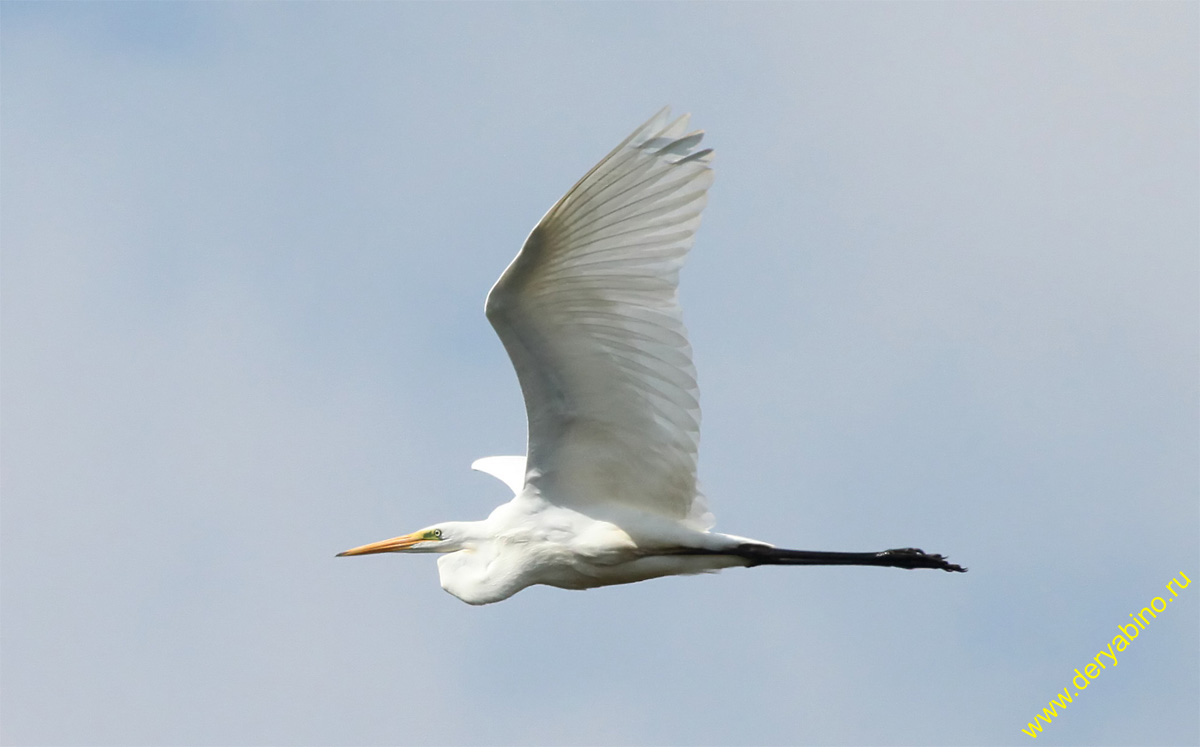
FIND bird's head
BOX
[336,522,469,557]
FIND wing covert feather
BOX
[485,108,714,528]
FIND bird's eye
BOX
[431,529,443,539]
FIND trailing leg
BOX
[733,544,966,572]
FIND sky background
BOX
[2,3,1197,745]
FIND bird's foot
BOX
[877,548,967,572]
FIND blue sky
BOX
[2,3,1196,745]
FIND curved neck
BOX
[436,539,528,605]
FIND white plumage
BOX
[338,108,964,604]
[486,107,713,530]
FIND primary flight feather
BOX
[338,108,965,605]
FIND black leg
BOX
[733,544,967,572]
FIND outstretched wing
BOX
[485,108,714,528]
[471,456,527,496]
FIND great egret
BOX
[338,108,965,605]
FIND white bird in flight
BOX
[338,108,965,605]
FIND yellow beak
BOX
[336,531,428,556]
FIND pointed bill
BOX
[336,532,427,557]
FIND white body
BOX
[434,459,753,605]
